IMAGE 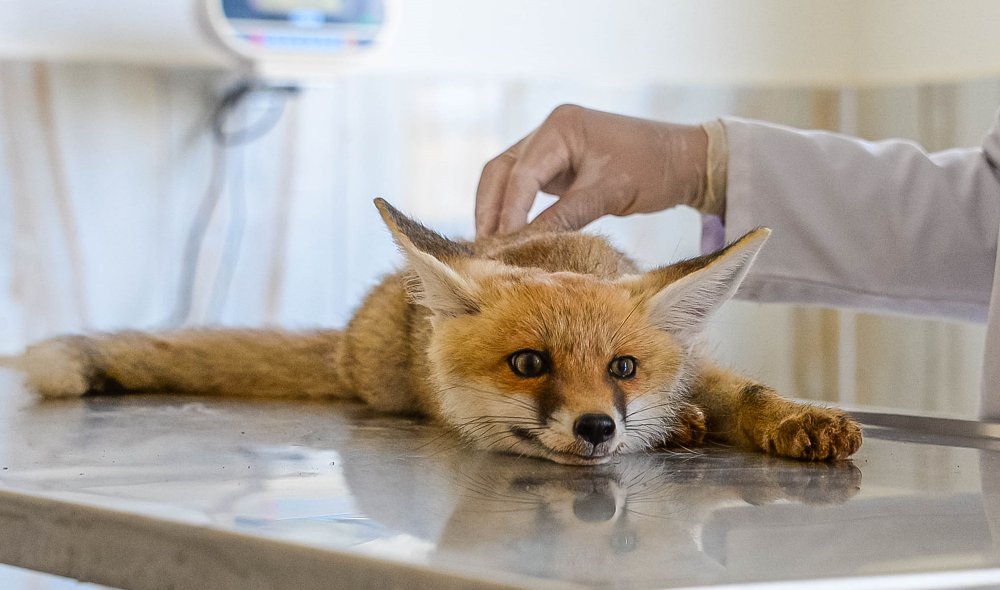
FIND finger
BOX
[527,189,607,232]
[496,130,573,234]
[475,153,515,237]
[475,134,532,237]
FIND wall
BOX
[0,63,714,343]
[1,61,998,417]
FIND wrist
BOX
[675,121,727,218]
[700,119,729,218]
[664,123,710,213]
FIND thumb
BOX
[527,191,609,232]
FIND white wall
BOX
[4,1,1000,86]
[4,61,998,418]
[0,63,711,348]
[2,0,1000,418]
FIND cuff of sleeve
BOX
[698,119,730,254]
[699,119,729,218]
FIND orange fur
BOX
[18,199,861,465]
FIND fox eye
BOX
[609,356,637,380]
[509,350,549,378]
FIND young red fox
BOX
[19,199,861,465]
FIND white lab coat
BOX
[716,110,1000,418]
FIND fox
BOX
[16,199,861,465]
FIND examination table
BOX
[0,370,998,590]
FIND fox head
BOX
[375,199,769,465]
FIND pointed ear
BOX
[374,198,479,316]
[627,228,771,342]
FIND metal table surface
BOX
[1,370,999,590]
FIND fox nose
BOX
[574,413,616,446]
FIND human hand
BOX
[475,105,709,236]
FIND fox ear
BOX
[374,198,479,317]
[627,228,770,342]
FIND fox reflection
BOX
[340,437,861,586]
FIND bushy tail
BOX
[18,328,349,399]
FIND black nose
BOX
[574,413,616,446]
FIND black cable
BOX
[167,78,300,327]
[206,123,247,321]
[211,80,300,146]
[166,140,226,327]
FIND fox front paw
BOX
[761,407,862,461]
[20,337,96,398]
[667,403,708,448]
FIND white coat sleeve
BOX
[720,110,1000,323]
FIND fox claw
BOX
[667,404,708,448]
[763,408,862,461]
